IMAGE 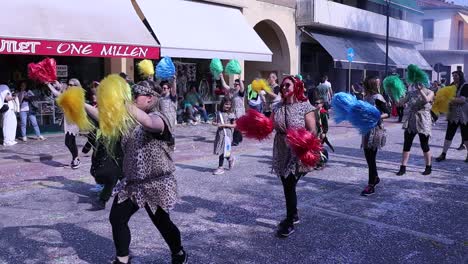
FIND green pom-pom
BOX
[295,74,303,81]
[406,64,429,87]
[225,59,241,75]
[383,75,406,101]
[210,58,224,79]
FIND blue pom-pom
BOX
[349,100,381,134]
[156,57,175,80]
[331,92,357,123]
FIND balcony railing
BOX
[297,0,423,43]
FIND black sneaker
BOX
[422,165,432,176]
[71,158,81,169]
[457,144,465,151]
[435,153,446,162]
[361,185,375,196]
[112,257,131,264]
[278,215,300,226]
[172,249,188,264]
[396,165,406,176]
[276,219,295,238]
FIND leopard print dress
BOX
[272,101,316,178]
[113,112,177,213]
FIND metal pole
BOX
[349,62,352,94]
[385,0,390,78]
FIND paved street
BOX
[0,117,467,264]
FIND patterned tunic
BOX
[213,111,236,155]
[64,118,79,136]
[272,101,316,178]
[159,95,177,131]
[447,83,468,125]
[402,89,433,136]
[362,94,387,150]
[113,112,177,213]
[230,89,245,118]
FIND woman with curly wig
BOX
[271,76,317,237]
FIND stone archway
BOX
[244,19,291,84]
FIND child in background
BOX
[314,99,329,169]
[212,97,237,175]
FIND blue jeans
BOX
[20,111,41,137]
[194,105,208,122]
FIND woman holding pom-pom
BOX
[84,80,187,264]
[396,82,434,176]
[271,76,318,237]
[360,76,390,196]
[435,71,468,163]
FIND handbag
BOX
[0,103,8,113]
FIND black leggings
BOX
[403,131,430,152]
[109,198,183,257]
[397,106,404,121]
[218,154,229,167]
[65,132,78,159]
[281,174,302,221]
[445,122,468,141]
[364,148,378,185]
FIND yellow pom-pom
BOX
[97,74,136,150]
[137,59,154,78]
[56,86,94,131]
[432,85,457,115]
[251,79,271,93]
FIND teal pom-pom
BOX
[331,92,357,123]
[225,59,241,75]
[383,75,406,101]
[406,64,429,87]
[210,58,224,79]
[156,57,175,80]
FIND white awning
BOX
[135,0,272,62]
[375,41,432,70]
[0,0,160,58]
[458,12,468,24]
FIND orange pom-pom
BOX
[286,128,322,167]
[236,109,274,140]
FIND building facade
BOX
[409,0,468,83]
[296,0,431,92]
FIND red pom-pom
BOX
[28,58,57,83]
[236,109,274,140]
[286,128,322,167]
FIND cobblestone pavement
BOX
[0,117,467,264]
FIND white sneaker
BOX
[213,168,225,175]
[37,136,45,140]
[3,141,17,146]
[21,137,28,142]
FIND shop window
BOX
[423,19,434,40]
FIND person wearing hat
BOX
[85,80,187,264]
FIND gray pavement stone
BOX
[0,117,467,264]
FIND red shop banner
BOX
[0,38,160,59]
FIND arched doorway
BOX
[244,20,291,84]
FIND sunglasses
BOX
[314,102,322,105]
[162,87,170,90]
[281,83,291,89]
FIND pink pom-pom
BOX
[28,58,57,83]
[286,128,322,167]
[236,109,274,140]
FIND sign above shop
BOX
[56,65,68,78]
[0,38,160,59]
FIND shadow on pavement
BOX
[0,223,113,264]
